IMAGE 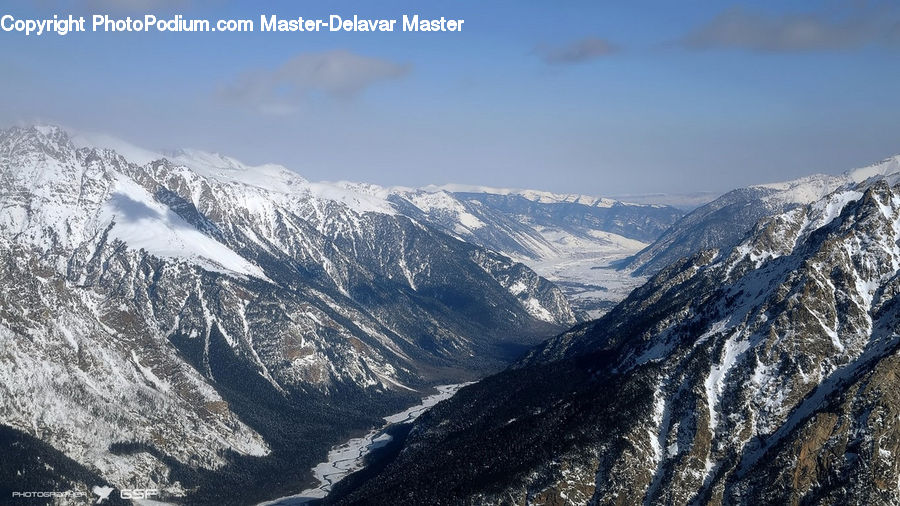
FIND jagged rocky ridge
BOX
[334,178,900,505]
[622,155,900,276]
[0,125,579,503]
[81,132,684,319]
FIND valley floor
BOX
[518,231,647,319]
[258,383,471,506]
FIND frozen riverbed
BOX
[258,383,471,505]
[518,229,648,319]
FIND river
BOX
[257,383,471,505]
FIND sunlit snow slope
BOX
[0,125,577,503]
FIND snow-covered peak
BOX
[159,153,399,215]
[170,148,250,173]
[422,183,627,208]
[70,130,162,166]
[395,188,488,232]
[753,173,843,207]
[302,181,397,215]
[30,124,68,140]
[69,130,398,216]
[167,148,309,193]
[752,154,900,207]
[846,154,900,184]
[1,125,77,158]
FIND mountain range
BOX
[622,155,900,276]
[7,124,899,505]
[0,126,677,504]
[333,162,900,505]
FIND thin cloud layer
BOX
[221,50,411,115]
[682,5,900,52]
[536,37,618,64]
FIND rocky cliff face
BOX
[0,126,576,503]
[622,156,900,276]
[335,178,900,505]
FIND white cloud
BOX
[682,5,900,52]
[220,50,411,115]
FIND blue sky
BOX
[2,0,899,195]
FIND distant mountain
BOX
[621,156,900,276]
[0,126,576,503]
[334,177,900,505]
[76,132,685,318]
[383,185,683,316]
[607,191,721,210]
[408,183,683,252]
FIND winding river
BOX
[258,383,471,505]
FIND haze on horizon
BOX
[1,0,899,197]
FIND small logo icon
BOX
[92,486,114,504]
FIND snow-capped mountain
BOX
[334,176,900,505]
[76,131,684,318]
[0,126,577,503]
[393,187,679,256]
[622,155,900,276]
[607,191,721,210]
[385,186,683,317]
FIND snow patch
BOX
[101,175,269,280]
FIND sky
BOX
[1,0,899,196]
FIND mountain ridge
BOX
[0,124,579,503]
[74,127,684,317]
[332,175,900,505]
[621,154,900,276]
